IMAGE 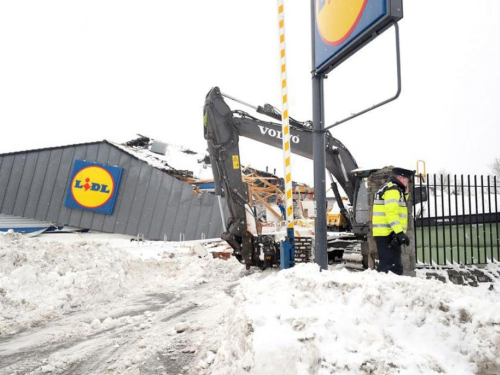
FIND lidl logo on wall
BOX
[314,0,403,74]
[64,160,123,215]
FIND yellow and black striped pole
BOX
[277,0,295,268]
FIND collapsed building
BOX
[0,135,228,240]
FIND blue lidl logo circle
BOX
[316,0,367,46]
[71,166,115,208]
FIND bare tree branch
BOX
[489,157,500,177]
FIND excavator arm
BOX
[203,86,359,267]
[205,87,358,201]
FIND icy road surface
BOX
[1,231,500,375]
[0,233,245,375]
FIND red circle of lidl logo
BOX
[70,166,115,209]
[316,0,368,46]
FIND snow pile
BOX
[212,264,500,375]
[0,231,241,337]
[2,230,500,375]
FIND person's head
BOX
[395,175,410,190]
[392,167,415,192]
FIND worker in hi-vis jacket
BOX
[372,167,415,275]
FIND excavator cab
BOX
[351,169,378,235]
[350,168,428,239]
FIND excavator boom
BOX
[205,87,358,200]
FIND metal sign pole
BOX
[311,0,328,270]
[312,75,328,270]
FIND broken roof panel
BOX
[112,135,213,181]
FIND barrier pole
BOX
[277,0,295,267]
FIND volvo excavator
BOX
[203,87,424,269]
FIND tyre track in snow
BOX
[60,301,202,375]
[0,292,185,374]
[0,270,241,375]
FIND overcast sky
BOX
[1,1,499,187]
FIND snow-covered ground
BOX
[1,231,499,375]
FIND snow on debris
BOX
[110,135,213,181]
[211,263,500,375]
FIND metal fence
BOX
[413,174,500,266]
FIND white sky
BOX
[1,1,499,186]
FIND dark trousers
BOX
[375,235,403,275]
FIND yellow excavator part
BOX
[326,211,344,229]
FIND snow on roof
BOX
[111,135,214,181]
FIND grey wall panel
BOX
[3,154,27,215]
[24,151,50,219]
[35,149,63,220]
[107,145,123,167]
[184,194,203,240]
[0,155,15,211]
[161,178,184,241]
[170,184,194,241]
[83,144,100,159]
[57,146,87,225]
[47,147,75,222]
[194,193,215,240]
[96,142,112,163]
[125,162,152,236]
[13,152,39,217]
[137,168,162,238]
[90,143,120,232]
[79,144,100,229]
[114,157,142,234]
[102,150,133,233]
[147,173,174,240]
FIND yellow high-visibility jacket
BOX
[372,178,409,237]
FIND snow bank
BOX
[0,231,240,337]
[2,229,500,375]
[212,264,500,375]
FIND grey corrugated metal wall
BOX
[0,141,229,241]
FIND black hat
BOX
[392,167,415,178]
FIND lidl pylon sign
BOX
[314,0,403,74]
[65,160,123,215]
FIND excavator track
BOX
[339,241,366,270]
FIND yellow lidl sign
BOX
[65,160,123,215]
[314,0,403,74]
[316,0,367,46]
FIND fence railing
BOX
[413,174,500,266]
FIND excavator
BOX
[203,87,425,269]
